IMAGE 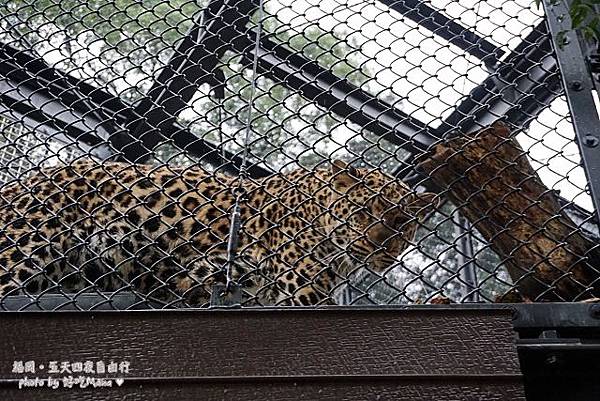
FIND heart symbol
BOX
[115,378,124,387]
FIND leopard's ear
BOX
[331,160,360,191]
[403,192,439,219]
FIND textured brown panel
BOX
[0,380,526,401]
[0,309,524,400]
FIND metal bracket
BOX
[210,284,243,307]
[542,0,600,221]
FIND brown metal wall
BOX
[0,309,525,400]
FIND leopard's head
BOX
[328,160,437,272]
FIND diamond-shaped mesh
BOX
[0,0,597,310]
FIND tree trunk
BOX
[416,122,600,301]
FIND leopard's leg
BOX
[0,207,126,302]
[268,230,339,306]
[271,253,337,306]
[85,227,188,306]
[0,215,78,299]
[164,252,263,307]
[158,252,227,307]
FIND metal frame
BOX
[3,292,600,327]
[135,0,442,155]
[133,0,507,154]
[542,0,600,221]
[0,1,572,181]
[399,21,560,184]
[376,0,505,67]
[436,22,561,136]
[0,42,271,177]
[0,45,117,157]
[126,0,257,162]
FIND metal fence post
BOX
[453,212,480,302]
[542,0,600,221]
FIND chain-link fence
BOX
[0,0,598,310]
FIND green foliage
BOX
[569,0,600,42]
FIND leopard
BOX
[0,159,436,307]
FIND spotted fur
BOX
[0,159,435,306]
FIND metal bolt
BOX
[583,135,600,148]
[590,304,600,319]
[571,81,583,91]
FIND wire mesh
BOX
[0,0,598,310]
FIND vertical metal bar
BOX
[543,0,600,221]
[453,212,479,302]
[340,286,352,305]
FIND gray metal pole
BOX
[543,0,600,221]
[453,212,480,302]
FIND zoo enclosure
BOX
[0,0,599,309]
